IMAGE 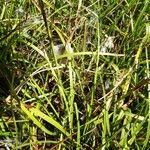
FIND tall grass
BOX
[0,0,150,149]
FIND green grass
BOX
[0,0,150,149]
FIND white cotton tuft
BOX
[66,42,74,53]
[53,43,74,56]
[104,36,114,49]
[53,44,65,56]
[100,36,114,53]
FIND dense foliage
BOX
[0,0,150,149]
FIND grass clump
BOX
[0,0,150,149]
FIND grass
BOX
[0,0,150,149]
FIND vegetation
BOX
[0,0,150,149]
